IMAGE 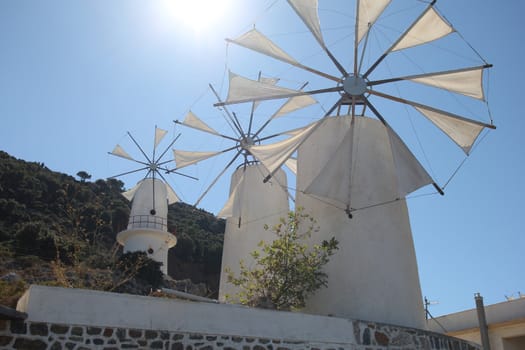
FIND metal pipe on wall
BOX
[475,293,491,350]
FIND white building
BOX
[427,296,525,350]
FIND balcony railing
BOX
[127,215,167,231]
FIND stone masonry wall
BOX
[0,318,480,350]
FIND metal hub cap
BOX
[240,135,256,149]
[342,75,367,96]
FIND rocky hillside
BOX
[0,150,224,306]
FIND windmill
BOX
[172,76,317,301]
[109,126,196,274]
[215,0,495,328]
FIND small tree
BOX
[76,171,91,183]
[226,209,338,310]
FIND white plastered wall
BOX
[297,116,426,329]
[117,178,176,275]
[218,164,289,302]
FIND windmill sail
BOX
[110,145,135,161]
[274,95,317,119]
[154,127,168,149]
[304,117,432,210]
[407,67,486,100]
[226,71,304,104]
[391,7,453,52]
[249,122,319,176]
[284,158,297,175]
[287,0,325,47]
[181,111,220,135]
[228,29,299,66]
[174,150,221,169]
[356,0,391,44]
[414,105,484,155]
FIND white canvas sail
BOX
[414,105,484,154]
[217,173,244,218]
[408,67,486,100]
[122,181,141,202]
[357,0,391,44]
[304,124,354,209]
[392,7,453,51]
[284,158,297,175]
[173,150,220,169]
[386,126,433,196]
[111,144,135,161]
[274,95,317,118]
[226,71,301,104]
[165,182,180,204]
[229,29,299,66]
[154,127,168,148]
[182,111,220,135]
[304,117,432,210]
[249,122,319,176]
[287,0,324,46]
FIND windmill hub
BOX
[342,75,368,97]
[239,135,257,149]
[149,163,158,171]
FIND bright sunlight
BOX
[163,0,234,34]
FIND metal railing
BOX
[127,215,167,231]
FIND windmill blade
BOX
[391,7,453,52]
[127,131,153,164]
[217,172,245,218]
[368,89,495,154]
[253,98,342,183]
[109,166,150,179]
[154,127,168,149]
[284,158,297,175]
[157,171,180,204]
[287,0,324,48]
[274,94,317,119]
[178,111,222,136]
[364,3,453,78]
[252,83,316,139]
[386,125,434,197]
[356,0,391,45]
[354,0,391,75]
[254,76,280,111]
[225,71,310,105]
[250,121,322,180]
[109,145,136,162]
[304,123,354,210]
[227,29,340,82]
[194,149,244,207]
[369,64,492,100]
[287,0,347,76]
[215,71,341,106]
[155,133,181,166]
[121,180,143,202]
[209,83,244,137]
[173,150,222,169]
[166,170,199,181]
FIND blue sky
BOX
[0,0,523,317]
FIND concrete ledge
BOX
[17,285,357,344]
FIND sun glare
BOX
[164,0,233,34]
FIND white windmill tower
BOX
[172,77,316,301]
[216,0,495,328]
[109,126,196,275]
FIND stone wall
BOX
[0,318,480,350]
[2,285,481,350]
